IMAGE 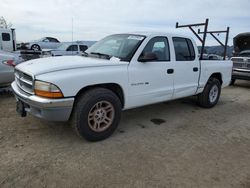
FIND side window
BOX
[2,33,10,41]
[187,39,195,59]
[80,45,88,52]
[67,45,78,51]
[173,37,196,61]
[140,37,170,61]
[49,38,59,43]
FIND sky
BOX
[1,0,250,46]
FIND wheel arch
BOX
[208,72,223,85]
[75,83,125,108]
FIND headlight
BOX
[34,80,63,98]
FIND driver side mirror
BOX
[138,52,157,62]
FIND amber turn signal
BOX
[34,89,63,98]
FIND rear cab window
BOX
[173,37,195,61]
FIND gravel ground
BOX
[0,81,250,188]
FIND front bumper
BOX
[232,69,250,81]
[11,82,74,121]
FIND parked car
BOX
[12,32,232,141]
[21,37,61,51]
[231,32,250,84]
[0,50,23,87]
[200,54,223,60]
[208,54,223,60]
[43,42,89,57]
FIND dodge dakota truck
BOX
[11,32,232,141]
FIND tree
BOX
[0,17,12,29]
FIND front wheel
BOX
[197,78,221,108]
[31,44,41,51]
[70,88,122,141]
[230,79,236,86]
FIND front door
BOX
[66,45,78,55]
[127,36,174,108]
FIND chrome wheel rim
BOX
[209,85,219,103]
[88,101,115,132]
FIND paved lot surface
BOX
[0,81,250,188]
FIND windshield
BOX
[85,34,145,61]
[57,43,70,50]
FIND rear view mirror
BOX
[138,52,157,62]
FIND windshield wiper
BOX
[90,52,111,59]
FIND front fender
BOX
[35,65,129,98]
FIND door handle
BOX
[167,69,174,74]
[193,67,198,72]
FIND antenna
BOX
[71,18,74,55]
[71,17,74,43]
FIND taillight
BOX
[2,60,16,67]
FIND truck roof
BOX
[124,31,190,39]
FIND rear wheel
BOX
[197,77,221,108]
[70,88,122,141]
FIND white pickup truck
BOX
[12,32,232,141]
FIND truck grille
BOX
[15,69,34,94]
[232,58,250,70]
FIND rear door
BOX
[128,36,174,108]
[171,37,200,99]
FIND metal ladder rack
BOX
[176,18,230,60]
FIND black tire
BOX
[70,88,122,141]
[197,77,221,108]
[31,44,41,51]
[230,79,236,86]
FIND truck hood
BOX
[16,56,127,76]
[234,32,250,53]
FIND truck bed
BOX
[197,60,232,93]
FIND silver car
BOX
[43,42,90,57]
[21,37,61,51]
[0,51,23,87]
